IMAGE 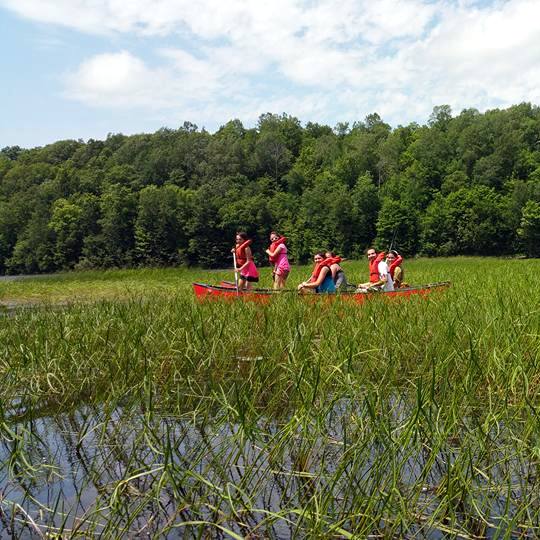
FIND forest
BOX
[1,103,540,274]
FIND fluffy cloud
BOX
[4,0,540,128]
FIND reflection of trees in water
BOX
[2,398,540,537]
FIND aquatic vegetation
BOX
[1,257,540,538]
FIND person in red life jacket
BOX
[265,231,290,289]
[386,250,407,288]
[297,252,336,293]
[358,247,394,291]
[232,232,259,290]
[324,251,351,290]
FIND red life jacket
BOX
[268,236,287,263]
[388,255,403,279]
[369,252,386,283]
[309,258,335,282]
[325,256,342,267]
[235,239,252,267]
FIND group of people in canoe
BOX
[233,231,407,293]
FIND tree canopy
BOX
[1,103,540,274]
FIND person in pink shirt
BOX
[233,232,259,290]
[265,231,290,289]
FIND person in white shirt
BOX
[357,248,394,292]
[375,257,394,292]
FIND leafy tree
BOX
[428,105,452,130]
[35,140,83,165]
[1,146,23,161]
[376,124,418,185]
[71,139,106,168]
[6,199,56,274]
[375,198,419,255]
[0,163,56,197]
[49,198,84,267]
[255,132,292,183]
[350,174,380,254]
[518,200,540,257]
[47,194,99,268]
[253,113,303,184]
[134,185,190,264]
[1,104,539,274]
[93,184,137,266]
[294,172,357,261]
[203,119,246,179]
[421,186,513,255]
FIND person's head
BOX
[314,252,325,263]
[270,231,280,242]
[325,251,335,258]
[366,247,377,261]
[236,231,248,244]
[387,249,398,262]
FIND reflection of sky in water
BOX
[0,399,536,538]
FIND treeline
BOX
[1,104,540,274]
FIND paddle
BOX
[232,249,240,296]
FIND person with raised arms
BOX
[266,231,290,289]
[232,232,259,290]
[297,252,336,293]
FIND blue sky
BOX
[1,0,540,149]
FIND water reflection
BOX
[1,398,539,538]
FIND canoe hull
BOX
[193,282,450,302]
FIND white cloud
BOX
[66,51,161,106]
[3,0,540,128]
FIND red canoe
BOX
[193,281,450,303]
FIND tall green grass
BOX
[1,257,540,538]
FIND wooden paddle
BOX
[232,249,240,295]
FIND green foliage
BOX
[82,184,138,268]
[2,103,540,274]
[134,185,192,265]
[2,259,540,537]
[421,186,513,256]
[49,198,85,267]
[7,212,56,273]
[376,197,419,255]
[518,200,540,257]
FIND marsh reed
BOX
[1,257,540,538]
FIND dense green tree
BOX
[204,120,246,179]
[6,195,56,274]
[1,145,23,161]
[87,184,138,267]
[49,198,84,267]
[349,174,380,254]
[35,140,83,165]
[134,185,190,265]
[421,186,513,255]
[518,200,540,257]
[2,103,539,274]
[0,162,56,197]
[47,194,99,269]
[375,197,419,255]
